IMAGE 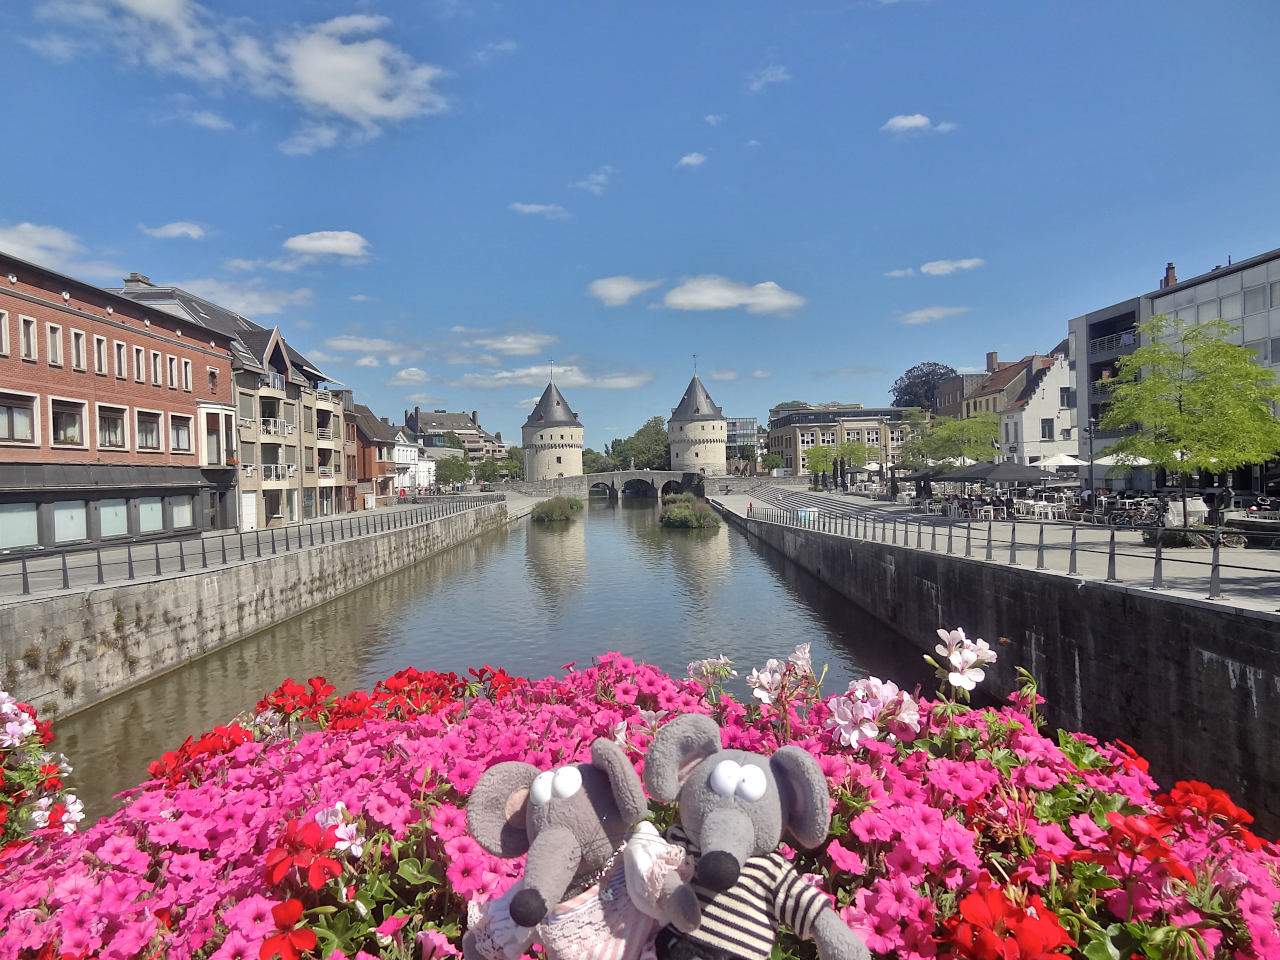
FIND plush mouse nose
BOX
[695,850,741,891]
[510,888,548,927]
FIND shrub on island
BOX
[659,492,721,529]
[1,635,1277,960]
[530,496,584,522]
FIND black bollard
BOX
[154,542,162,576]
[127,544,136,580]
[965,522,972,558]
[1105,528,1118,582]
[1008,521,1018,566]
[1068,526,1078,575]
[1207,532,1223,599]
[62,551,71,590]
[985,521,994,561]
[21,552,31,595]
[1152,525,1164,589]
[1036,525,1046,570]
[97,547,106,584]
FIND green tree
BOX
[610,416,670,470]
[505,445,524,469]
[890,362,958,409]
[761,452,783,472]
[1100,315,1280,526]
[582,448,616,473]
[442,431,465,450]
[928,412,998,464]
[805,445,834,487]
[733,444,758,461]
[474,458,501,483]
[891,410,932,469]
[435,455,472,486]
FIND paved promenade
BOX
[715,487,1280,619]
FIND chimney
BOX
[986,351,999,373]
[471,411,479,426]
[1160,262,1178,289]
[123,272,154,289]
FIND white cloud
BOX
[881,114,958,135]
[303,349,343,364]
[139,221,205,239]
[474,39,516,63]
[280,123,339,156]
[897,306,971,326]
[920,257,984,276]
[884,267,916,278]
[187,109,232,130]
[34,3,448,150]
[751,369,772,379]
[745,138,761,148]
[284,230,369,259]
[465,332,558,356]
[509,202,569,220]
[705,113,726,126]
[0,221,120,278]
[587,276,663,306]
[406,391,443,404]
[450,364,653,390]
[664,275,806,316]
[389,366,430,386]
[349,293,372,301]
[178,278,312,315]
[572,164,616,196]
[324,335,403,354]
[20,33,81,62]
[747,63,791,93]
[709,369,738,381]
[677,152,706,167]
[354,355,379,367]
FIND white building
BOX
[998,351,1076,465]
[668,375,727,475]
[392,427,419,492]
[522,382,583,481]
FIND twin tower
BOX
[521,375,727,481]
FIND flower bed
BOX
[1,636,1277,960]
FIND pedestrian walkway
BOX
[718,488,1280,618]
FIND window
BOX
[51,399,86,446]
[72,330,87,371]
[0,503,38,548]
[304,406,313,433]
[150,351,162,385]
[305,446,315,472]
[114,341,126,378]
[1040,418,1054,440]
[136,411,162,450]
[20,316,37,360]
[866,429,880,446]
[890,429,904,444]
[47,324,63,366]
[0,310,8,355]
[208,368,218,394]
[167,355,178,389]
[53,501,88,543]
[556,455,562,464]
[1244,285,1267,316]
[172,496,194,529]
[134,346,145,382]
[93,335,108,373]
[98,406,127,449]
[1059,386,1071,408]
[181,358,192,392]
[100,499,128,538]
[138,497,164,533]
[0,393,36,443]
[170,414,192,452]
[238,392,256,421]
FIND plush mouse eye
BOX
[709,760,742,797]
[552,766,583,799]
[735,764,767,802]
[530,770,555,806]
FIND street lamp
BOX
[1084,417,1098,494]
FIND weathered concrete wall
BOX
[723,511,1280,833]
[0,503,509,716]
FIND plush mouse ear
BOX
[770,745,831,850]
[467,761,540,857]
[643,714,723,802]
[590,738,649,824]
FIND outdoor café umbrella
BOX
[942,461,1058,484]
[1038,452,1088,468]
[1093,453,1152,467]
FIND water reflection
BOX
[57,499,925,821]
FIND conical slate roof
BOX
[670,375,723,422]
[523,382,581,428]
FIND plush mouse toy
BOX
[464,737,699,960]
[643,714,869,960]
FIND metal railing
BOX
[737,492,1280,610]
[0,495,506,597]
[316,427,334,441]
[317,466,334,478]
[1087,331,1137,355]
[260,418,294,437]
[260,464,287,481]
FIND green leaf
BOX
[1081,930,1122,960]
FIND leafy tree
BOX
[893,410,933,469]
[582,448,616,473]
[493,431,502,442]
[928,412,999,463]
[474,458,501,483]
[733,444,758,461]
[505,445,524,469]
[442,431,465,450]
[805,445,834,486]
[609,416,670,470]
[435,455,472,486]
[891,362,958,409]
[761,452,783,472]
[1100,315,1280,526]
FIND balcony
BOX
[317,466,334,478]
[260,418,294,438]
[260,464,296,482]
[1087,331,1137,356]
[260,372,287,392]
[316,427,334,441]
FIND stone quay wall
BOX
[722,510,1280,833]
[1,502,510,717]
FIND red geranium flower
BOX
[260,898,316,960]
[264,819,342,890]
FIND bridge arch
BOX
[659,478,683,497]
[588,480,615,499]
[621,477,658,498]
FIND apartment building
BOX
[0,253,237,549]
[998,346,1076,465]
[350,405,396,507]
[112,275,353,530]
[404,407,503,466]
[766,402,914,473]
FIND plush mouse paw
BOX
[665,881,702,934]
[509,888,548,927]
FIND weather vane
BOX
[692,353,697,373]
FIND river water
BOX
[56,499,926,819]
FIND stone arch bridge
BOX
[506,471,775,501]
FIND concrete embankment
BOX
[719,504,1280,834]
[2,501,519,716]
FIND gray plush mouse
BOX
[463,737,700,960]
[643,714,869,960]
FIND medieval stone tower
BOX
[521,381,584,481]
[667,375,727,475]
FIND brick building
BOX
[0,253,238,549]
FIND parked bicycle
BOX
[1182,529,1248,548]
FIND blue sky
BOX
[3,0,1279,449]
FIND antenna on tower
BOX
[549,358,555,382]
[692,353,698,374]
